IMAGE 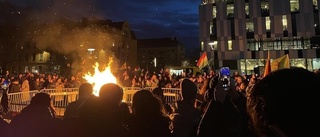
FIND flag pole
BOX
[263,51,271,78]
[207,58,213,70]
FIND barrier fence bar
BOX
[7,90,39,115]
[2,87,181,117]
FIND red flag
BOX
[197,52,208,69]
[263,51,271,78]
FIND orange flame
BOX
[83,62,117,96]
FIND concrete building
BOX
[137,37,185,71]
[199,0,320,74]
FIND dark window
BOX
[283,30,288,37]
[214,60,219,69]
[247,32,254,39]
[284,50,289,55]
[214,51,218,60]
[317,49,320,57]
[32,53,36,61]
[298,50,303,58]
[267,31,271,38]
[314,11,320,35]
[251,51,256,59]
[222,60,238,69]
[291,13,297,36]
[231,19,235,40]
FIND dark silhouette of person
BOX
[152,87,173,115]
[0,89,9,137]
[247,68,320,137]
[64,83,93,120]
[9,92,62,137]
[119,101,131,126]
[127,90,172,137]
[79,83,128,137]
[171,78,202,137]
[62,83,93,137]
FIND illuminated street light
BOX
[87,48,95,52]
[87,48,95,54]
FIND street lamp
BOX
[87,48,95,54]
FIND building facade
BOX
[137,37,185,71]
[1,17,137,76]
[199,0,320,74]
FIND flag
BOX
[197,52,208,69]
[120,62,127,70]
[263,51,271,78]
[271,54,290,71]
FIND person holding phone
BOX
[197,67,255,137]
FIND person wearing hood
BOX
[170,78,202,137]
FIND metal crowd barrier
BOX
[7,90,39,115]
[121,87,181,106]
[40,88,80,116]
[4,87,181,117]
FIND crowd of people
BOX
[0,66,207,95]
[1,66,320,137]
[0,71,81,94]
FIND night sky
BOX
[10,0,200,55]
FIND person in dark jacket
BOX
[152,87,173,115]
[171,79,202,137]
[247,68,320,137]
[9,93,62,137]
[8,77,20,93]
[127,90,172,137]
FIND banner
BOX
[271,54,290,71]
[197,52,208,69]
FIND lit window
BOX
[227,4,234,18]
[282,15,288,31]
[245,3,249,17]
[290,0,299,12]
[228,40,233,50]
[313,0,318,10]
[213,6,217,19]
[24,66,28,73]
[32,66,36,73]
[210,22,213,34]
[246,19,254,32]
[266,17,271,31]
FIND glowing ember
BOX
[83,62,117,96]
